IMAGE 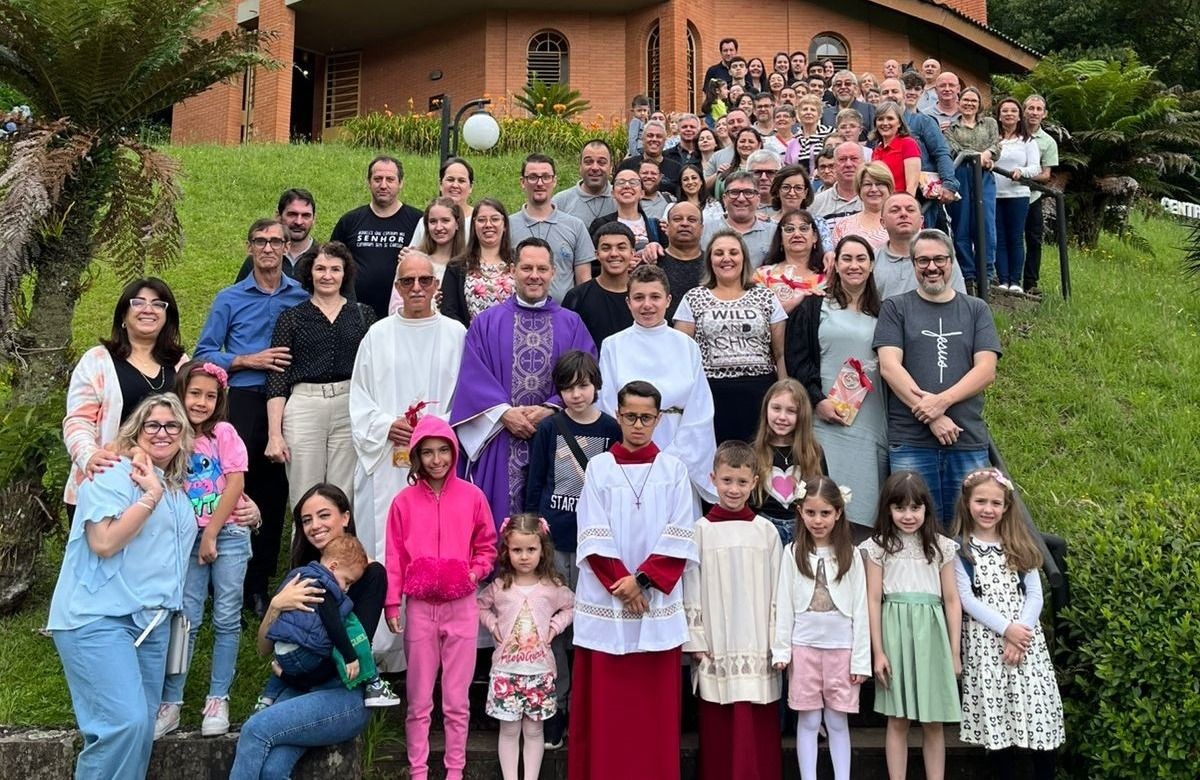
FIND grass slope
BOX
[3,144,1196,729]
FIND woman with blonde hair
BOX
[49,393,197,779]
[832,162,894,246]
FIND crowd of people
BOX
[46,36,1066,780]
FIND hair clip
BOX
[199,362,228,389]
[499,516,511,534]
[838,485,853,505]
[538,517,551,536]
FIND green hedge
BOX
[339,111,627,160]
[1057,490,1200,778]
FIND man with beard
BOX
[236,189,317,281]
[553,139,616,228]
[330,156,422,318]
[873,228,1001,527]
[874,193,967,298]
[821,71,875,136]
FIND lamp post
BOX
[438,96,501,167]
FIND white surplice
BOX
[574,451,699,654]
[598,322,718,503]
[349,310,466,671]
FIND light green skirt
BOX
[873,593,961,723]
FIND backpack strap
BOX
[552,412,590,471]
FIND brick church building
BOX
[171,0,1037,145]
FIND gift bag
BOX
[827,357,874,425]
[334,613,378,689]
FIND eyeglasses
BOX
[725,188,758,200]
[250,237,286,249]
[396,275,436,289]
[914,255,952,268]
[613,179,642,189]
[833,79,854,87]
[522,173,556,183]
[618,412,660,427]
[475,215,505,225]
[778,184,807,195]
[141,420,184,436]
[780,224,813,234]
[751,169,777,178]
[129,297,169,312]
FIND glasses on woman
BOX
[778,184,807,195]
[141,420,184,436]
[396,275,436,289]
[780,223,813,235]
[129,297,169,312]
[618,412,660,427]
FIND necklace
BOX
[139,363,166,391]
[773,444,792,468]
[617,459,655,510]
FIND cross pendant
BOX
[634,498,642,510]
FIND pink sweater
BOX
[478,578,575,675]
[384,416,497,621]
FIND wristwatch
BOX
[635,571,652,590]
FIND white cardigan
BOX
[772,544,871,677]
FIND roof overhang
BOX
[876,0,1040,71]
[284,0,660,53]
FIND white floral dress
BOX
[960,539,1065,750]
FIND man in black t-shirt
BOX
[562,222,635,348]
[330,156,421,318]
[702,37,738,92]
[658,201,704,323]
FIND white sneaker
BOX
[154,702,180,740]
[200,697,230,737]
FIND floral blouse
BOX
[465,263,515,321]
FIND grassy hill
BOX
[6,144,1198,748]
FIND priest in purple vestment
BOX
[451,237,598,528]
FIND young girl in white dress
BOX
[773,475,869,780]
[861,470,962,780]
[478,513,575,780]
[952,468,1064,779]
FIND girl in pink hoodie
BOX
[385,415,497,780]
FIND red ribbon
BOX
[846,358,873,392]
[404,400,437,427]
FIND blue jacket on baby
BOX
[265,560,354,654]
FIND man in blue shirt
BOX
[196,217,308,616]
[883,75,959,227]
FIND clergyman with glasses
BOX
[347,250,467,671]
[872,228,1002,526]
[196,217,308,617]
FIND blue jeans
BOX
[263,645,328,701]
[54,615,170,780]
[950,163,997,281]
[162,524,252,703]
[230,677,370,780]
[995,196,1031,286]
[888,444,989,530]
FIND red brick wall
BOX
[358,20,487,117]
[171,0,243,145]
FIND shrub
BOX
[513,77,589,118]
[340,108,625,160]
[1056,490,1200,778]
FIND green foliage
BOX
[987,0,1200,91]
[0,82,28,111]
[995,54,1200,245]
[0,391,68,497]
[513,77,589,118]
[1055,491,1200,778]
[340,111,625,160]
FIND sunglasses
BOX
[396,275,436,289]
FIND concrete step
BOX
[367,727,1030,779]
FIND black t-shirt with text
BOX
[330,204,421,318]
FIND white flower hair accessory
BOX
[838,485,853,505]
[966,468,1014,492]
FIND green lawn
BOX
[3,143,1197,729]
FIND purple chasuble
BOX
[450,296,597,528]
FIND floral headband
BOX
[499,516,551,537]
[195,362,228,389]
[964,467,1013,492]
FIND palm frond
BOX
[0,122,92,340]
[93,140,183,282]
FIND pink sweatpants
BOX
[404,595,478,780]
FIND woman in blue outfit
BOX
[48,393,197,780]
[231,483,389,780]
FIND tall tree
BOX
[0,0,270,611]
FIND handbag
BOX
[165,612,191,676]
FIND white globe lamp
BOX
[461,112,500,152]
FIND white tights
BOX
[796,707,851,780]
[497,717,545,780]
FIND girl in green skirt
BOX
[861,471,962,780]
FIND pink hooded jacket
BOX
[384,416,497,621]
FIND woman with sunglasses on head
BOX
[440,197,517,327]
[63,278,190,522]
[265,241,376,512]
[49,393,198,780]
